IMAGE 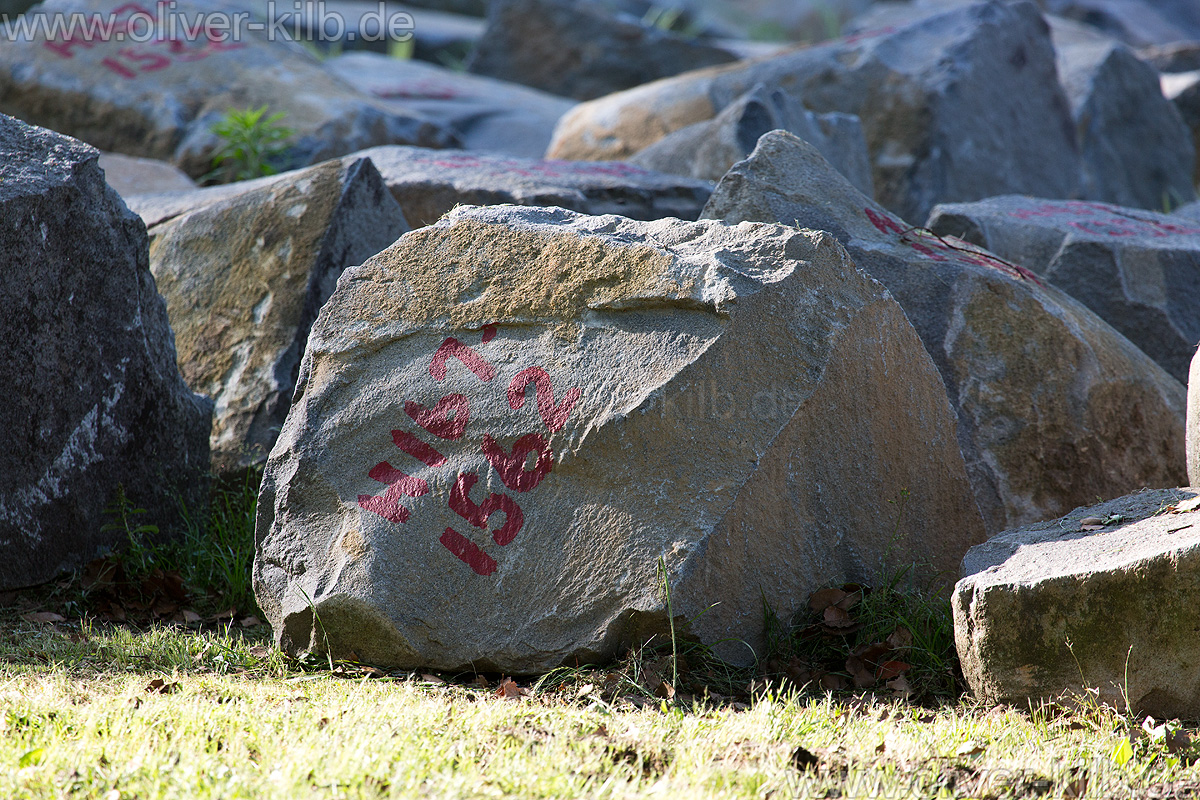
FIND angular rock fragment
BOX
[703,131,1186,534]
[955,488,1200,718]
[98,152,196,198]
[253,205,986,671]
[549,1,1081,224]
[0,115,211,590]
[467,0,737,101]
[629,83,873,194]
[127,147,714,230]
[0,0,454,177]
[148,157,409,477]
[324,52,575,160]
[1040,0,1200,47]
[1161,69,1200,187]
[1049,17,1196,210]
[927,196,1200,383]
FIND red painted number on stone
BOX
[429,337,495,382]
[449,472,524,545]
[507,367,581,432]
[481,433,553,493]
[864,207,904,236]
[357,462,429,523]
[405,393,469,440]
[439,528,498,576]
[391,429,447,467]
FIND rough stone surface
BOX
[1049,17,1196,210]
[0,115,212,591]
[324,52,575,159]
[1189,351,1200,486]
[0,0,455,177]
[703,131,1187,534]
[629,83,873,194]
[549,1,1082,225]
[253,204,987,672]
[348,146,715,227]
[1139,41,1200,74]
[467,0,737,101]
[148,157,409,477]
[927,197,1200,384]
[1175,198,1200,222]
[98,152,197,198]
[1161,70,1200,188]
[955,488,1200,718]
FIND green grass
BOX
[3,480,1200,798]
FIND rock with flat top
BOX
[927,196,1200,383]
[955,488,1200,718]
[253,204,986,672]
[702,131,1187,534]
[148,157,409,477]
[0,115,211,590]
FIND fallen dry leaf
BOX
[819,673,847,691]
[248,645,271,659]
[846,656,875,688]
[1079,516,1105,531]
[791,746,821,773]
[145,678,179,694]
[21,611,64,624]
[886,674,912,698]
[876,660,911,682]
[239,615,262,628]
[496,677,529,700]
[823,606,855,628]
[886,626,913,650]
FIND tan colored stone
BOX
[254,205,986,672]
[702,131,1186,534]
[955,488,1200,718]
[149,157,408,476]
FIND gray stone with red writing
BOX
[549,1,1081,225]
[323,52,575,160]
[702,131,1187,535]
[0,0,455,178]
[0,114,211,591]
[147,157,409,478]
[628,83,874,195]
[253,203,987,672]
[340,146,714,227]
[1049,16,1196,211]
[466,0,737,101]
[955,488,1200,718]
[926,195,1200,384]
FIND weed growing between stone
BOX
[204,106,294,184]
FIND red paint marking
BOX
[841,25,897,46]
[449,472,523,545]
[481,433,553,493]
[357,461,429,523]
[119,46,170,71]
[100,56,138,78]
[482,324,497,343]
[429,337,495,382]
[864,206,904,236]
[439,528,497,576]
[391,429,447,467]
[405,394,469,440]
[507,367,581,432]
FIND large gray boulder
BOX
[466,0,737,101]
[0,0,455,177]
[549,1,1082,225]
[148,158,409,477]
[253,205,987,672]
[0,115,211,591]
[1049,17,1196,210]
[703,132,1187,534]
[324,52,575,160]
[955,488,1200,718]
[127,147,714,230]
[1040,0,1200,47]
[629,83,873,195]
[927,196,1200,384]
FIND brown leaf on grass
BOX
[145,678,179,694]
[823,606,855,628]
[1166,728,1193,754]
[470,675,491,690]
[1079,516,1105,531]
[886,626,913,651]
[876,661,911,682]
[239,615,262,628]
[419,673,444,685]
[654,680,675,700]
[21,611,65,624]
[791,745,821,773]
[496,677,529,700]
[248,645,271,659]
[819,673,847,691]
[809,587,848,612]
[886,674,912,698]
[846,656,875,688]
[1063,773,1090,798]
[180,609,203,624]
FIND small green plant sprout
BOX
[206,106,293,184]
